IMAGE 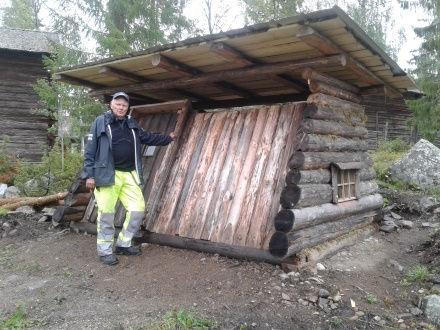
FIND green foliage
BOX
[371,139,410,181]
[405,265,431,283]
[405,0,440,142]
[14,143,83,196]
[366,293,378,304]
[345,0,403,60]
[1,0,43,29]
[150,309,215,330]
[329,316,343,328]
[243,0,304,24]
[0,208,7,217]
[0,138,20,185]
[0,304,31,330]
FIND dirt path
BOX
[0,212,436,329]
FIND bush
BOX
[14,143,83,196]
[0,139,20,185]
[371,139,410,182]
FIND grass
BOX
[0,208,7,217]
[404,265,431,283]
[329,316,343,328]
[371,139,410,182]
[0,305,31,330]
[365,293,378,304]
[149,309,215,330]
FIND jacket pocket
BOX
[93,163,106,168]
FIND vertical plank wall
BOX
[144,102,305,249]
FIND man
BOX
[82,92,175,265]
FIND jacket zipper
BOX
[131,128,141,185]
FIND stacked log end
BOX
[269,76,382,259]
[52,175,92,225]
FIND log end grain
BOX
[274,209,294,232]
[269,231,289,257]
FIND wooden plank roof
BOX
[57,6,419,107]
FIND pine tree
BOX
[406,0,440,141]
[1,0,43,30]
[242,0,304,24]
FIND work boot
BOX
[99,254,119,265]
[115,245,141,256]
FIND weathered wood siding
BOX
[0,50,49,161]
[144,102,305,249]
[363,94,417,149]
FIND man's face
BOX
[110,97,129,119]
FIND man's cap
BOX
[112,91,129,102]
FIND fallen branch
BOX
[0,196,34,206]
[1,192,68,210]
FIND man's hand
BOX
[86,178,96,191]
[169,132,176,140]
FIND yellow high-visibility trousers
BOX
[94,170,145,256]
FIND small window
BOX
[331,162,362,203]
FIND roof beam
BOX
[98,65,210,102]
[296,25,400,96]
[54,74,105,90]
[193,93,310,111]
[210,42,307,92]
[89,54,346,96]
[99,66,147,83]
[151,53,257,98]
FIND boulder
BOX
[422,295,440,325]
[389,139,440,188]
[0,183,7,198]
[5,186,20,198]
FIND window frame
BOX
[331,162,362,204]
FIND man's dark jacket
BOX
[82,111,172,187]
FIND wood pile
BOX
[269,69,383,259]
[0,192,68,210]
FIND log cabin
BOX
[55,6,420,265]
[0,28,58,161]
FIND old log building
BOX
[56,6,420,265]
[0,28,57,161]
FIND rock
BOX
[281,293,291,301]
[380,225,396,233]
[306,294,319,303]
[410,307,423,316]
[316,263,326,271]
[373,316,381,322]
[383,214,397,223]
[422,295,440,325]
[7,229,17,237]
[331,293,341,302]
[279,273,289,280]
[422,222,439,229]
[429,275,440,284]
[329,303,338,309]
[318,289,330,298]
[389,139,440,189]
[390,211,402,220]
[2,222,11,230]
[398,313,413,319]
[434,207,440,214]
[397,220,414,229]
[355,311,365,317]
[419,196,439,213]
[0,183,7,198]
[318,298,329,312]
[298,298,308,306]
[38,215,48,223]
[388,259,404,272]
[15,206,35,214]
[383,220,398,227]
[431,284,440,293]
[5,186,20,198]
[42,207,56,217]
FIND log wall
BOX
[362,93,418,149]
[269,87,383,258]
[0,50,50,161]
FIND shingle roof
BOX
[0,27,58,53]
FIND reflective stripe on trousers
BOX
[94,170,145,256]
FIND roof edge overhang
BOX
[57,6,407,78]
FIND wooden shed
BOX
[0,28,58,161]
[57,6,419,265]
